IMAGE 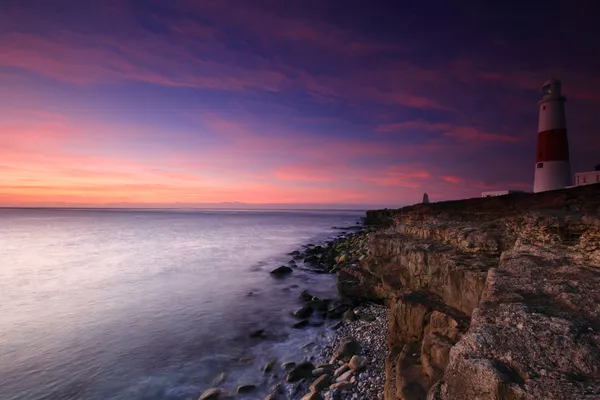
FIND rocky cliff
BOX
[340,184,600,399]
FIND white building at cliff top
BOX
[533,79,572,192]
[574,168,600,186]
[481,190,527,198]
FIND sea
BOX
[0,208,364,400]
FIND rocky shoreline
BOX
[200,183,600,400]
[198,226,385,400]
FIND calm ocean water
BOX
[0,208,364,400]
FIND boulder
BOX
[249,329,267,338]
[281,361,296,371]
[269,382,284,394]
[292,319,309,329]
[310,374,332,392]
[312,365,334,377]
[309,298,328,311]
[293,305,313,319]
[270,266,293,276]
[300,289,315,302]
[262,359,277,374]
[286,361,315,382]
[300,392,323,400]
[333,364,349,378]
[342,309,356,322]
[304,255,320,265]
[199,387,221,400]
[211,372,226,386]
[348,355,367,371]
[335,370,353,383]
[236,385,256,394]
[333,337,361,362]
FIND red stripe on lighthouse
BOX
[536,129,570,162]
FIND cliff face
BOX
[341,184,600,399]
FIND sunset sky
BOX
[1,0,598,208]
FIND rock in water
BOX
[333,337,361,362]
[249,329,266,338]
[293,305,313,319]
[292,319,309,329]
[211,373,226,386]
[236,384,256,394]
[199,387,221,400]
[262,359,277,374]
[300,289,314,302]
[270,265,293,276]
[282,361,296,371]
[286,361,315,382]
[423,192,430,204]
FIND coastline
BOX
[198,222,385,400]
[201,183,600,400]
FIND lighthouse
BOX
[533,79,572,193]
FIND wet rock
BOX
[286,361,315,382]
[326,308,345,320]
[270,266,292,276]
[292,319,309,329]
[333,364,349,378]
[211,372,226,386]
[287,250,301,256]
[262,359,277,374]
[293,305,313,319]
[335,370,353,383]
[300,392,323,400]
[333,337,361,362]
[249,329,266,338]
[199,387,221,400]
[310,374,332,392]
[236,384,256,394]
[300,289,315,302]
[282,361,296,371]
[342,309,356,322]
[348,355,367,372]
[309,298,328,311]
[312,364,334,377]
[270,382,284,395]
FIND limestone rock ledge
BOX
[342,184,600,399]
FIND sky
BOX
[1,0,599,208]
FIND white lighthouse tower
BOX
[533,79,572,193]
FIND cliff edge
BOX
[340,184,600,399]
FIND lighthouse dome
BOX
[540,78,564,103]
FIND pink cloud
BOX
[376,120,519,143]
[0,32,289,92]
[184,1,406,57]
[449,58,600,105]
[441,176,463,184]
[360,165,432,188]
